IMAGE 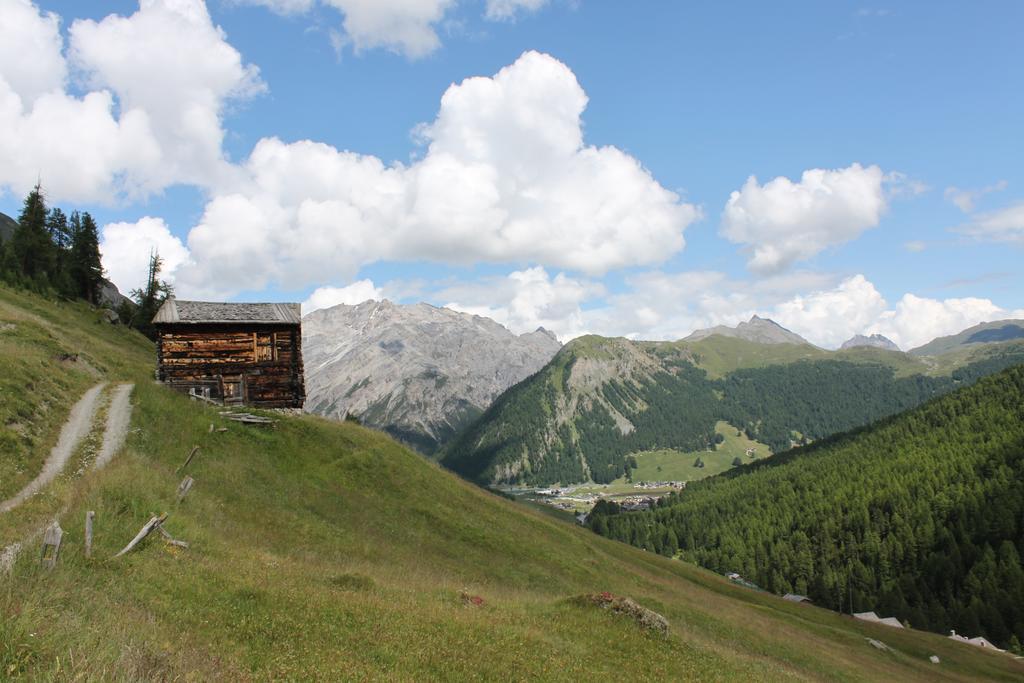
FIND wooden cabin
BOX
[152,299,305,408]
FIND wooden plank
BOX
[112,513,167,558]
[85,511,95,559]
[40,522,63,569]
[157,524,189,549]
[177,446,200,473]
[176,476,194,502]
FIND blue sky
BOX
[1,0,1022,349]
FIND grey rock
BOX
[100,308,120,324]
[684,315,812,346]
[98,278,134,311]
[841,334,900,351]
[302,300,561,454]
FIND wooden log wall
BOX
[156,323,305,408]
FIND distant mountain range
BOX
[910,319,1024,356]
[684,315,811,345]
[841,333,899,351]
[302,300,561,453]
[440,316,1024,487]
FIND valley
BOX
[441,320,1024,490]
[6,286,1022,679]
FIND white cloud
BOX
[441,266,600,340]
[0,0,261,203]
[240,0,548,57]
[322,0,455,58]
[904,240,926,252]
[871,294,1024,351]
[302,279,383,314]
[69,0,264,193]
[955,201,1024,245]
[100,216,191,294]
[178,51,699,297]
[238,0,316,14]
[484,0,548,21]
[720,163,888,274]
[770,275,888,348]
[944,180,1008,213]
[531,269,1023,351]
[0,0,66,105]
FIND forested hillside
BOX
[442,334,1024,487]
[587,364,1024,650]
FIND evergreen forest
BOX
[443,343,1024,487]
[587,364,1024,650]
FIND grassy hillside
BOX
[0,286,151,521]
[589,364,1024,650]
[910,319,1024,357]
[442,333,1024,487]
[2,288,1022,679]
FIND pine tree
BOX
[46,207,75,297]
[9,184,56,288]
[129,251,173,340]
[69,211,104,303]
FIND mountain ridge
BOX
[302,299,561,453]
[841,333,900,351]
[910,319,1024,356]
[684,314,813,346]
[442,327,1024,487]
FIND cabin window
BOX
[256,333,274,362]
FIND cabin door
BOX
[222,374,245,405]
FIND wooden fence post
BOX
[40,522,63,569]
[85,511,95,558]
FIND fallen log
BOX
[157,524,189,549]
[176,446,200,473]
[112,513,167,558]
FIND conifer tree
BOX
[10,183,56,288]
[46,207,75,296]
[129,251,173,340]
[69,211,104,303]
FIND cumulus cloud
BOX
[549,269,1022,351]
[240,0,549,57]
[0,0,261,203]
[100,216,191,294]
[944,180,1008,213]
[176,51,698,297]
[441,266,601,340]
[484,0,548,21]
[302,279,383,314]
[871,294,1024,351]
[720,163,888,274]
[955,202,1024,245]
[0,0,66,105]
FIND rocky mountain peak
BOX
[684,315,812,346]
[302,301,562,454]
[841,333,900,351]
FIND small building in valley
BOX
[782,593,812,604]
[153,299,305,408]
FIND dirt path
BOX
[1,382,135,572]
[95,383,134,470]
[0,382,106,514]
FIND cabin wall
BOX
[156,323,305,408]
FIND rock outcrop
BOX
[302,300,561,454]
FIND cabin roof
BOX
[153,298,301,325]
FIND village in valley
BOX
[503,421,771,519]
